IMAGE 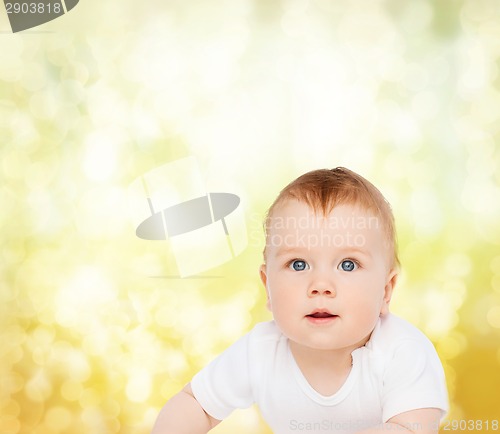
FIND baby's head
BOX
[263,167,399,270]
[260,168,400,352]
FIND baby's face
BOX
[260,200,397,353]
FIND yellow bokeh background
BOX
[1,0,500,433]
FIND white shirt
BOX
[191,314,448,433]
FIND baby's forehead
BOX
[267,200,381,230]
[265,200,392,262]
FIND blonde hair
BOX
[263,167,399,268]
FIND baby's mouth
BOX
[306,310,338,319]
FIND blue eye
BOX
[338,259,357,272]
[289,260,309,271]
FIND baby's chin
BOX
[288,337,350,353]
[290,329,376,354]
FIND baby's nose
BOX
[308,286,335,297]
[307,275,336,297]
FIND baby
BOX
[152,167,448,434]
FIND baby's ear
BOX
[259,264,267,286]
[381,269,398,316]
[259,264,272,311]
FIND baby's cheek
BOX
[348,296,381,319]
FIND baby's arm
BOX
[151,383,221,434]
[356,408,442,434]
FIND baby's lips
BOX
[306,309,337,318]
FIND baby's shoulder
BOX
[368,313,435,354]
[245,321,290,353]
